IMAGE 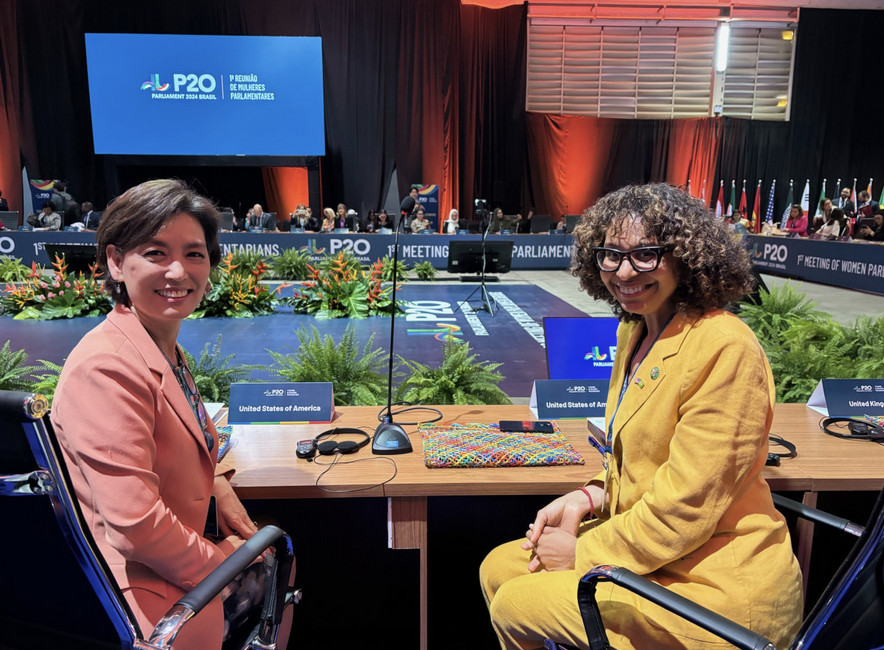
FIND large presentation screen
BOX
[84,33,325,157]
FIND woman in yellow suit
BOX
[480,183,803,649]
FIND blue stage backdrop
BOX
[2,284,592,399]
[0,231,575,270]
[744,234,884,296]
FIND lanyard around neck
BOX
[607,313,675,445]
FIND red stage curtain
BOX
[458,4,527,222]
[667,117,723,204]
[525,112,616,217]
[0,1,23,215]
[396,0,461,224]
[262,167,309,219]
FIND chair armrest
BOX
[772,493,864,537]
[148,525,293,649]
[581,565,775,650]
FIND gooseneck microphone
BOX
[372,213,413,455]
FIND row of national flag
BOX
[702,177,882,233]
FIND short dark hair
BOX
[42,200,53,209]
[571,183,755,322]
[97,179,220,305]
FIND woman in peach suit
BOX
[52,180,275,649]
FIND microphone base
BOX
[372,421,413,455]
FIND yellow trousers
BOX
[480,538,737,650]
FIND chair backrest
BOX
[792,484,884,649]
[0,390,138,650]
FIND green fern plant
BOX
[740,285,884,403]
[0,340,38,391]
[739,282,824,347]
[269,247,312,281]
[847,316,884,379]
[30,359,64,404]
[395,339,512,405]
[267,325,390,406]
[412,260,437,281]
[181,335,257,406]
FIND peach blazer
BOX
[52,304,233,648]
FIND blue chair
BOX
[0,390,299,649]
[546,488,884,649]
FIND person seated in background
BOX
[377,210,391,231]
[783,204,807,236]
[51,179,292,650]
[321,207,335,232]
[411,208,431,233]
[246,203,276,231]
[728,209,750,233]
[488,207,507,233]
[79,201,101,230]
[230,211,248,231]
[291,205,310,230]
[27,201,63,230]
[818,208,844,240]
[555,215,567,232]
[346,208,359,231]
[0,188,9,211]
[518,208,534,234]
[480,183,802,649]
[304,207,320,232]
[857,190,879,217]
[857,212,884,241]
[809,198,833,235]
[443,209,460,234]
[837,187,855,218]
[334,203,350,230]
[362,210,378,233]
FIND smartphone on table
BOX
[498,420,554,433]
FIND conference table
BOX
[225,403,884,650]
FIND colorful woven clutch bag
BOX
[420,422,584,468]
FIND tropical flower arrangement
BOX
[0,256,112,320]
[2,248,415,321]
[283,252,402,319]
[191,252,282,318]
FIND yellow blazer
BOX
[52,304,235,648]
[577,310,803,647]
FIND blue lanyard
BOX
[606,314,674,449]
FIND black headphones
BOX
[314,427,370,456]
[766,434,797,466]
[820,417,884,441]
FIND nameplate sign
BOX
[228,382,334,424]
[530,379,609,419]
[807,379,884,417]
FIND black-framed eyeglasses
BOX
[170,357,213,453]
[592,246,669,273]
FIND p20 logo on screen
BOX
[140,73,217,94]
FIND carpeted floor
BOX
[4,282,587,398]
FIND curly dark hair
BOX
[97,179,221,306]
[571,183,755,322]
